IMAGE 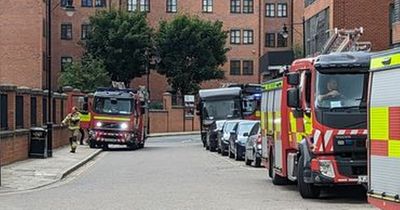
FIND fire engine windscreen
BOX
[94,97,133,115]
[203,99,241,120]
[315,72,367,110]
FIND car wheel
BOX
[235,145,242,161]
[245,151,252,165]
[89,140,96,149]
[228,145,234,159]
[297,154,320,198]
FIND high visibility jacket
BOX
[62,112,81,131]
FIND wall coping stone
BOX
[149,109,168,113]
[62,86,73,92]
[16,86,32,94]
[31,88,44,95]
[0,84,17,92]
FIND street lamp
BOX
[46,0,75,157]
[280,17,306,57]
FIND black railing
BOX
[0,94,8,130]
[15,96,24,129]
[31,97,37,126]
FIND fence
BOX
[0,84,70,165]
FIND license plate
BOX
[357,175,368,183]
[104,138,117,142]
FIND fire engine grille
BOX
[334,135,367,177]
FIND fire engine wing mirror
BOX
[287,88,300,109]
[287,72,300,86]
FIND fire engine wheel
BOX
[297,155,320,199]
[89,140,96,149]
[270,154,288,185]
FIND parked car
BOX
[206,120,226,152]
[245,122,262,167]
[228,120,259,161]
[218,120,242,156]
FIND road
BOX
[0,135,374,210]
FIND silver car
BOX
[245,122,262,167]
[228,120,259,161]
[218,120,242,156]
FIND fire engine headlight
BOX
[120,123,128,130]
[319,160,335,178]
[96,122,102,127]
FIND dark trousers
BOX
[79,128,85,145]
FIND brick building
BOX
[392,0,400,45]
[304,0,394,56]
[0,0,45,89]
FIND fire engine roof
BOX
[314,52,372,72]
[94,88,136,99]
[199,87,241,99]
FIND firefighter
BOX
[317,78,342,101]
[62,106,81,153]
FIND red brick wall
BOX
[0,0,44,88]
[0,133,29,165]
[148,93,200,133]
[304,0,393,52]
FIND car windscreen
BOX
[203,99,241,120]
[94,97,133,115]
[238,122,256,135]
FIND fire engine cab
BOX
[88,87,147,150]
[261,51,371,198]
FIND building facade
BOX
[304,0,394,56]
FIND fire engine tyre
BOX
[89,140,96,149]
[254,157,261,167]
[270,153,288,185]
[209,145,216,152]
[297,155,320,199]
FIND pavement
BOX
[0,134,375,210]
[0,144,102,194]
[148,131,200,137]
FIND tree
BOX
[156,15,228,96]
[59,55,111,92]
[85,9,153,86]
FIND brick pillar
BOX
[163,92,172,111]
[16,87,32,129]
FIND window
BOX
[31,97,37,126]
[265,33,275,47]
[230,30,241,44]
[140,0,150,12]
[0,94,8,130]
[166,0,177,13]
[61,23,72,40]
[202,0,213,13]
[242,60,254,75]
[230,0,240,13]
[61,57,73,72]
[243,0,253,13]
[265,3,275,17]
[95,0,106,7]
[81,24,91,40]
[16,96,24,129]
[128,0,150,12]
[243,30,254,44]
[61,0,68,7]
[230,60,241,75]
[277,3,287,17]
[277,34,287,47]
[82,0,92,7]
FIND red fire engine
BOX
[261,51,371,198]
[88,87,147,150]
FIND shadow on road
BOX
[265,179,367,204]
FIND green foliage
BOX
[148,101,164,110]
[294,43,304,59]
[156,15,228,95]
[85,9,153,85]
[59,55,111,92]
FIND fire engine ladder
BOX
[321,27,372,54]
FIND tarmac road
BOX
[0,135,374,210]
